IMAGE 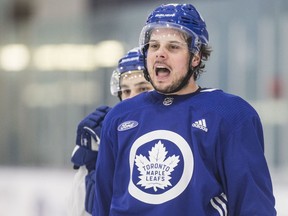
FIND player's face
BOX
[119,71,153,100]
[146,28,199,94]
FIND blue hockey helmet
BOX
[139,3,209,54]
[110,47,145,97]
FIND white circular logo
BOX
[128,130,194,204]
[163,97,174,106]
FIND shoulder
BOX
[197,88,260,122]
[199,88,255,109]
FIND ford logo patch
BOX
[117,120,138,131]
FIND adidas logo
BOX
[192,119,208,132]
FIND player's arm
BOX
[219,116,276,215]
[94,116,116,216]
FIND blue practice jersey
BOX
[94,88,276,216]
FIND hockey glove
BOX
[71,105,111,172]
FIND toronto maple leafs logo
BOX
[128,130,194,204]
[135,141,180,192]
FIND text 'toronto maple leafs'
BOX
[135,140,180,192]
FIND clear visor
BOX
[139,22,201,54]
[110,69,121,96]
[110,70,146,97]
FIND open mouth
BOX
[155,65,171,78]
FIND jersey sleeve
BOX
[93,114,116,216]
[218,115,276,215]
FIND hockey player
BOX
[69,47,153,215]
[94,3,277,216]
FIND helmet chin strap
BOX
[143,47,151,82]
[144,53,199,94]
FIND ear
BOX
[191,53,201,67]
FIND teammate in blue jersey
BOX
[94,3,277,216]
[69,47,153,216]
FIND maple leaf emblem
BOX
[134,140,180,192]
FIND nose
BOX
[155,46,167,59]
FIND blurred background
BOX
[0,0,287,215]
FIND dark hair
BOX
[193,45,212,80]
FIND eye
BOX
[170,44,180,49]
[167,42,184,52]
[122,89,131,96]
[137,85,153,93]
[139,87,149,92]
[148,42,159,50]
